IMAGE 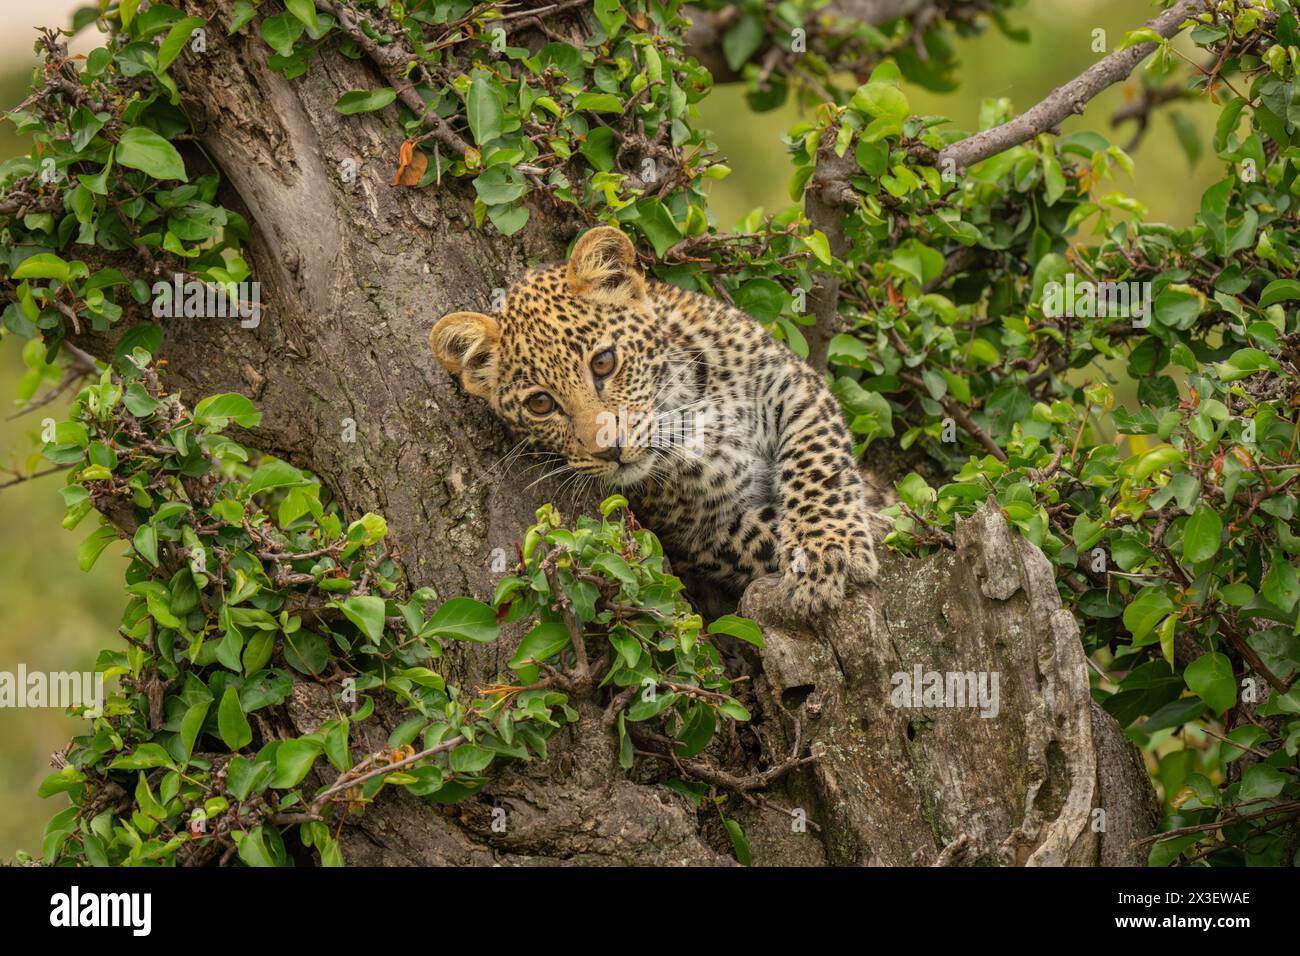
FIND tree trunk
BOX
[735,502,1158,866]
[79,4,1156,866]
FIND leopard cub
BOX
[430,227,879,614]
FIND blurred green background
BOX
[0,0,1219,857]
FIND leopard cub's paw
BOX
[847,530,880,586]
[781,529,878,616]
[776,566,839,617]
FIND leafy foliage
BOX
[31,349,750,866]
[821,12,1300,867]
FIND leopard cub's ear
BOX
[566,226,646,301]
[429,311,500,402]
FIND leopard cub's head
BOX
[430,227,677,487]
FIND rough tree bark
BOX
[74,3,1156,865]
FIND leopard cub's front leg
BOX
[772,388,880,616]
[777,494,879,615]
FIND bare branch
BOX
[925,0,1204,172]
[0,464,69,492]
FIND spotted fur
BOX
[431,227,880,614]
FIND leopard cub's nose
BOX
[594,446,622,463]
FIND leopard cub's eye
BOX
[525,392,556,416]
[590,348,617,378]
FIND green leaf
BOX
[572,92,624,113]
[1134,446,1184,482]
[260,12,304,57]
[802,230,832,266]
[1168,111,1201,167]
[593,0,626,37]
[887,239,944,286]
[473,165,529,205]
[851,82,909,120]
[337,595,386,642]
[1153,288,1201,329]
[1199,178,1230,255]
[284,0,319,31]
[722,15,764,72]
[723,817,752,866]
[1184,652,1235,712]
[1219,582,1254,606]
[133,524,159,568]
[235,826,283,866]
[707,614,765,648]
[230,1,258,33]
[108,743,174,771]
[334,88,397,115]
[855,139,887,177]
[193,392,262,428]
[627,690,678,720]
[1123,587,1174,644]
[1217,347,1281,382]
[243,630,275,675]
[466,71,503,145]
[1238,765,1286,801]
[580,126,616,171]
[617,711,633,768]
[325,718,351,771]
[79,525,120,572]
[123,383,160,417]
[246,459,310,496]
[1077,588,1123,619]
[1148,833,1200,867]
[1181,504,1223,564]
[588,555,634,592]
[1261,551,1299,611]
[218,687,253,750]
[1142,698,1206,733]
[1117,27,1164,50]
[158,16,205,71]
[532,43,584,83]
[509,620,571,672]
[1258,278,1300,309]
[1041,153,1066,205]
[736,278,787,322]
[117,127,188,181]
[13,253,71,281]
[423,597,499,643]
[226,756,271,800]
[272,738,323,788]
[486,203,529,236]
[179,700,211,761]
[632,198,682,257]
[828,334,869,365]
[449,744,493,774]
[1072,514,1103,552]
[896,472,936,510]
[717,699,751,721]
[345,512,388,548]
